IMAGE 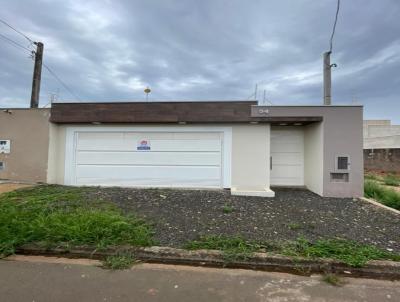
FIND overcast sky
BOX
[0,0,399,122]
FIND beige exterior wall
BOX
[304,122,324,195]
[3,106,362,198]
[231,124,272,196]
[1,106,363,198]
[47,124,66,184]
[0,109,50,182]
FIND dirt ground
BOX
[0,183,35,194]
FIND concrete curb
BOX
[15,244,400,280]
[360,197,400,215]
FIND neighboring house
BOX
[363,120,400,173]
[0,101,363,198]
[0,108,51,183]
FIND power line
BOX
[0,17,34,44]
[0,33,79,101]
[0,18,82,101]
[43,63,81,101]
[329,0,340,52]
[0,32,33,55]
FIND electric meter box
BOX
[0,140,10,154]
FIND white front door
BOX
[270,128,304,186]
[65,127,232,188]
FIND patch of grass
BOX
[0,185,154,257]
[322,274,344,286]
[282,237,400,267]
[185,236,400,267]
[383,174,400,187]
[222,204,234,214]
[305,222,316,229]
[364,173,380,181]
[287,223,302,230]
[364,180,400,210]
[103,253,138,270]
[184,235,271,262]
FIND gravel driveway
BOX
[88,187,400,252]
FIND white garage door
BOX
[69,130,226,188]
[270,128,304,186]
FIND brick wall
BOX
[364,148,400,173]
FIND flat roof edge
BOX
[53,100,257,105]
[0,108,50,110]
[252,105,363,107]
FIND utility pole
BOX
[323,51,331,105]
[263,89,266,105]
[30,42,44,108]
[323,51,337,105]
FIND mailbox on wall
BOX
[0,140,10,154]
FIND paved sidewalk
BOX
[0,256,398,302]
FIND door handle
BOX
[270,156,272,170]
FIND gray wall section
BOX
[322,107,364,197]
[252,106,364,197]
[363,120,400,149]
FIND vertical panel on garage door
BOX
[73,131,223,188]
[270,128,304,186]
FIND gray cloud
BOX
[1,0,399,122]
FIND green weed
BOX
[0,185,154,257]
[184,235,271,262]
[185,236,400,267]
[287,223,302,230]
[282,237,400,267]
[383,174,400,187]
[222,204,234,214]
[364,173,380,181]
[322,274,344,286]
[364,180,400,210]
[103,253,138,270]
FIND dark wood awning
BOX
[49,101,322,124]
